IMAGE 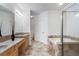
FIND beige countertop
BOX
[15,33,29,38]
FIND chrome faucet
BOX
[0,23,2,37]
[11,20,15,41]
[0,29,2,36]
[11,29,15,41]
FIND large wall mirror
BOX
[0,5,14,37]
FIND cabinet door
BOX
[24,35,29,48]
[11,45,18,56]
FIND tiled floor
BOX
[25,40,55,56]
[25,38,79,56]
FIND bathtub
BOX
[48,38,79,56]
[49,38,79,45]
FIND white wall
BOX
[48,10,79,38]
[0,9,14,36]
[34,11,48,44]
[33,11,62,44]
[48,11,62,36]
[14,6,31,45]
[14,6,30,33]
[30,17,35,40]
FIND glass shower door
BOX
[63,11,79,56]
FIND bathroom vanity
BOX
[0,34,29,56]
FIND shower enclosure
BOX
[62,11,79,56]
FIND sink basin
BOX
[0,45,7,47]
[0,44,8,49]
[0,44,8,53]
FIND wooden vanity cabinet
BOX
[18,35,29,56]
[24,35,29,48]
[0,35,29,56]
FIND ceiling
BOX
[26,3,68,16]
[0,3,77,16]
[65,3,79,11]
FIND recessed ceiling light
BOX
[30,16,34,18]
[58,3,64,5]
